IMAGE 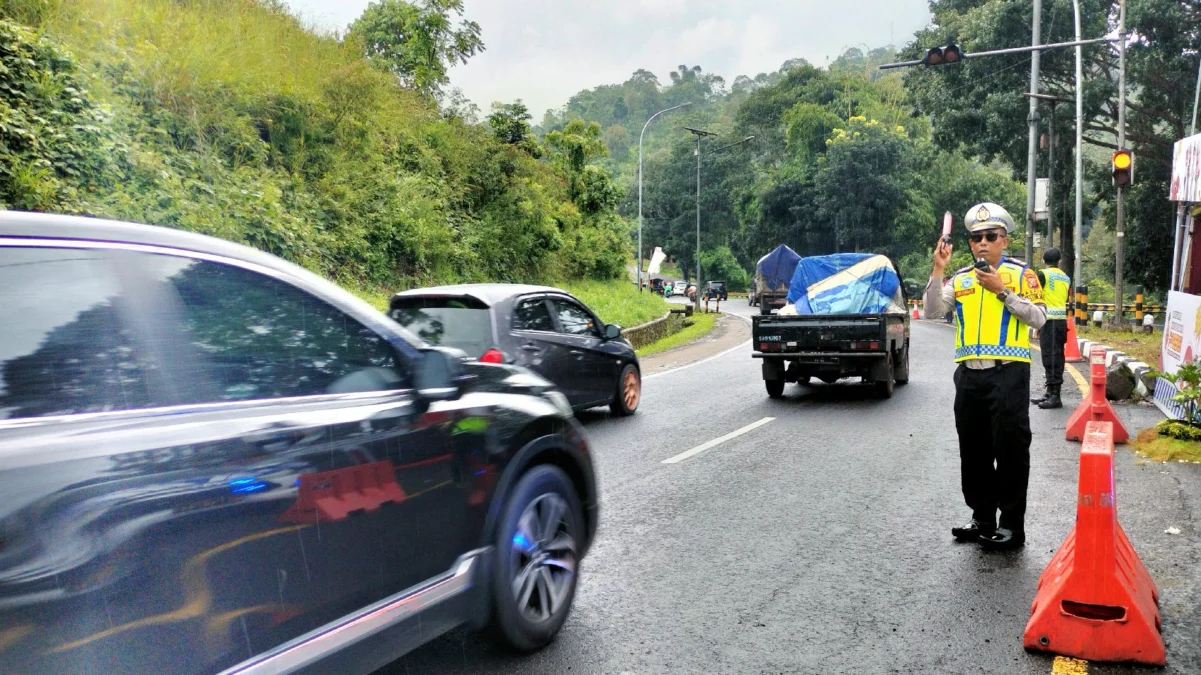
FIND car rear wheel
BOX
[610,364,640,416]
[485,465,582,652]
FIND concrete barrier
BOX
[623,310,689,350]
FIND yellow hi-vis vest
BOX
[1041,266,1070,319]
[951,258,1044,363]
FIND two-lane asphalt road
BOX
[384,309,1201,674]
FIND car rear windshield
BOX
[389,296,493,358]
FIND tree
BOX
[348,0,484,98]
[487,100,541,157]
[905,0,1201,290]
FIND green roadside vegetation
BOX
[1075,325,1161,367]
[0,0,629,294]
[1132,427,1201,464]
[636,312,719,358]
[559,279,667,329]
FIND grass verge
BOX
[559,279,668,328]
[636,312,719,358]
[1075,325,1161,367]
[1131,428,1201,463]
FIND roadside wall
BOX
[624,310,688,349]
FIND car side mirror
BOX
[603,324,622,340]
[415,347,467,401]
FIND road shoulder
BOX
[639,311,750,375]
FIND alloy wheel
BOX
[510,494,577,623]
[622,369,641,411]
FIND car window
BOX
[513,297,554,332]
[0,247,153,420]
[390,296,493,358]
[551,298,600,337]
[135,253,407,402]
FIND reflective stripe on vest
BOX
[951,259,1034,363]
[1042,266,1070,320]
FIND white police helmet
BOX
[964,202,1015,233]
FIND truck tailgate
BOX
[754,314,889,353]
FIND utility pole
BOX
[1114,0,1128,325]
[637,102,692,292]
[685,127,716,310]
[1025,0,1043,263]
[1073,0,1084,294]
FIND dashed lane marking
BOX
[1051,655,1089,675]
[661,417,775,464]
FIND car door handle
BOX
[521,344,541,352]
[569,349,584,358]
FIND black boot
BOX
[1038,385,1062,409]
[1030,388,1049,404]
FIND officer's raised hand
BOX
[932,238,952,275]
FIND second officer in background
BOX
[1031,248,1071,409]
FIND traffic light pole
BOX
[1024,0,1042,264]
[1114,0,1128,326]
[877,36,1115,70]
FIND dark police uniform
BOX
[924,203,1047,549]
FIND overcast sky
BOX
[282,1,932,117]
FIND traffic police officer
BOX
[1031,248,1071,409]
[924,203,1047,550]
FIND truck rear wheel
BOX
[894,344,910,385]
[765,379,785,398]
[874,353,895,399]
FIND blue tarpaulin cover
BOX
[786,253,904,314]
[755,245,802,293]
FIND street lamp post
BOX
[684,128,754,310]
[637,102,692,292]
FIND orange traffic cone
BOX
[1023,420,1164,665]
[911,302,920,320]
[1065,318,1083,362]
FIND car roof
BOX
[391,283,571,307]
[0,211,303,276]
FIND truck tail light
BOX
[849,341,881,350]
[760,342,780,351]
[479,348,506,363]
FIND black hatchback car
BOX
[389,285,641,416]
[0,212,597,674]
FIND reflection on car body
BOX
[0,212,597,675]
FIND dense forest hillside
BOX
[0,0,629,293]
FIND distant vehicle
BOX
[755,244,802,315]
[705,280,727,301]
[391,284,641,415]
[754,253,910,399]
[0,212,598,675]
[649,278,666,296]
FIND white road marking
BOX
[643,339,751,380]
[661,417,776,464]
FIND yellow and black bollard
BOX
[1135,286,1144,322]
[1075,285,1088,325]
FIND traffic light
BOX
[923,43,963,66]
[1111,149,1134,186]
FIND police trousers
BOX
[1039,319,1068,388]
[953,362,1031,531]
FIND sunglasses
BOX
[970,232,1003,243]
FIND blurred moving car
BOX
[705,280,728,302]
[0,212,598,675]
[390,285,641,416]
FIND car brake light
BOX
[479,348,505,364]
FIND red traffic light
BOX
[923,44,964,67]
[1111,149,1134,186]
